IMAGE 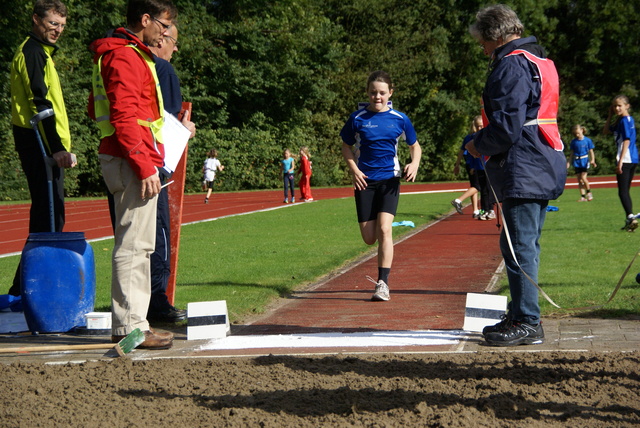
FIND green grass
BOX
[3,185,639,322]
[2,190,455,323]
[534,187,640,318]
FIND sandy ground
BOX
[1,351,638,427]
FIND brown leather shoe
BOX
[149,327,174,341]
[111,329,173,350]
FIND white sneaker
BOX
[369,278,390,301]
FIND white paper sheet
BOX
[162,110,191,173]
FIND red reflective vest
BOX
[481,49,564,151]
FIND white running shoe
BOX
[367,276,390,301]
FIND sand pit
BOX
[1,351,638,427]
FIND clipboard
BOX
[162,106,191,174]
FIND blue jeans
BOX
[500,198,548,325]
[283,173,295,199]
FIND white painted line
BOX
[401,188,468,195]
[182,203,293,227]
[199,330,467,351]
[565,179,640,187]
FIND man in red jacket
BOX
[88,0,179,349]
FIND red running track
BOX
[0,177,624,256]
[0,182,469,256]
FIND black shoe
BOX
[484,321,544,346]
[147,307,187,323]
[482,313,511,336]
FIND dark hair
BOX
[126,0,177,27]
[207,149,218,158]
[613,94,631,106]
[366,70,394,91]
[469,4,524,42]
[33,0,67,18]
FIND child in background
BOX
[298,146,314,202]
[567,124,596,201]
[604,95,638,231]
[340,70,422,301]
[202,149,224,204]
[452,116,482,218]
[281,148,295,203]
[474,150,496,221]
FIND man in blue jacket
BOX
[147,24,190,323]
[465,4,567,346]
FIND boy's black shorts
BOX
[354,177,400,222]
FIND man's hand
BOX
[52,151,77,168]
[141,172,161,200]
[181,110,196,139]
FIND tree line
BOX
[0,0,638,200]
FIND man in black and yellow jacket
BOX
[8,0,76,296]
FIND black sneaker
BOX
[484,321,544,346]
[147,307,187,323]
[482,313,511,336]
[451,200,464,215]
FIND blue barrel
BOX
[20,232,96,333]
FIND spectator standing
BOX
[88,0,184,349]
[298,146,314,202]
[281,148,295,203]
[147,22,195,323]
[465,4,567,346]
[604,95,638,231]
[567,124,596,202]
[8,0,77,296]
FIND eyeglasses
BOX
[44,20,65,30]
[164,35,179,48]
[152,17,172,31]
